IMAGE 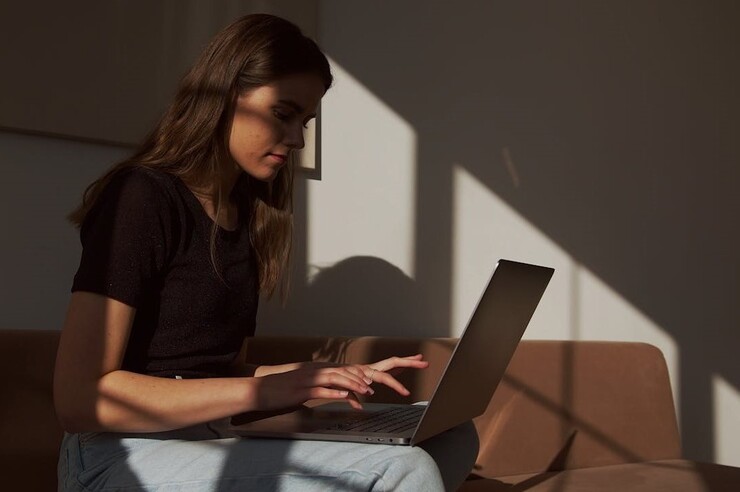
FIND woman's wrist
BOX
[253,362,303,377]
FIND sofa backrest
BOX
[471,340,682,477]
[0,329,62,491]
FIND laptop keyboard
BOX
[326,405,425,433]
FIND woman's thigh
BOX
[60,422,476,491]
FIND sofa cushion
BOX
[459,459,740,492]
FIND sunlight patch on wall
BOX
[577,269,680,409]
[451,164,572,339]
[713,374,740,467]
[307,59,417,280]
[451,164,680,409]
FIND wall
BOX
[1,133,129,329]
[0,0,317,145]
[1,0,737,467]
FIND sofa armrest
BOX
[471,340,682,477]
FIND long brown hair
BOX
[69,14,333,299]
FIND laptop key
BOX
[332,406,424,433]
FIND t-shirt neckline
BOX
[171,175,242,235]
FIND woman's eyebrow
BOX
[278,99,304,112]
[278,99,316,118]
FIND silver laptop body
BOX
[229,259,554,445]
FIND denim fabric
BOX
[58,421,478,491]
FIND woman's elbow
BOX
[53,375,98,433]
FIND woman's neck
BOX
[187,166,243,231]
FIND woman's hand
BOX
[364,354,429,394]
[253,364,374,410]
[252,354,429,411]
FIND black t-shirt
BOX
[72,167,258,379]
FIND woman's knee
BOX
[371,445,445,491]
[419,421,479,491]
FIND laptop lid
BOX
[410,259,553,444]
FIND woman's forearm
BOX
[56,370,257,434]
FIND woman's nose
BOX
[284,124,305,150]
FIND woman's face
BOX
[229,72,325,182]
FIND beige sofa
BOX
[2,329,739,491]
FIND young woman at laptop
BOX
[53,14,477,491]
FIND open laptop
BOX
[230,259,554,446]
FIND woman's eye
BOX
[272,109,289,121]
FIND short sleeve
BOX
[72,169,174,307]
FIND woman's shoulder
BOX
[106,166,178,197]
[83,167,184,231]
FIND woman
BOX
[54,14,477,491]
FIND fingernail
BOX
[364,378,372,384]
[367,387,375,395]
[339,391,349,396]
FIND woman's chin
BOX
[244,166,280,182]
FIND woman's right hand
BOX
[252,364,375,410]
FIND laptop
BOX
[230,259,554,445]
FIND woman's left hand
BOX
[362,354,429,396]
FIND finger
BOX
[371,355,429,373]
[313,370,373,395]
[330,367,375,395]
[393,354,429,366]
[345,365,373,385]
[364,366,383,384]
[371,371,411,396]
[402,354,424,360]
[387,357,429,377]
[346,392,364,410]
[307,365,367,388]
[330,366,373,387]
[308,387,351,400]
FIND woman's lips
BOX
[268,153,287,165]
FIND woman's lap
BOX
[59,421,478,491]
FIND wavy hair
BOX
[69,14,333,299]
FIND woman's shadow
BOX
[259,255,442,338]
[215,256,444,490]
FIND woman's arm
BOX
[53,292,375,433]
[53,292,255,433]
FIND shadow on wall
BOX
[259,256,439,338]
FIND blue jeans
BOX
[58,420,478,491]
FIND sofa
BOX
[2,329,739,491]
